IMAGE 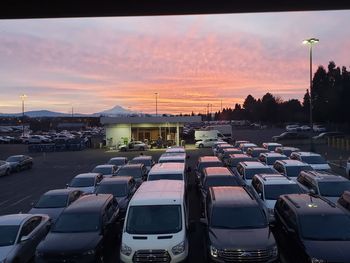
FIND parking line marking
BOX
[7,195,32,207]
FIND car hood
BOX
[303,240,350,261]
[0,245,14,260]
[209,227,275,249]
[29,207,64,222]
[38,232,102,253]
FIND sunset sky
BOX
[0,10,349,114]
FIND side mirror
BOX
[20,236,30,242]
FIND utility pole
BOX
[221,99,223,112]
[20,94,27,136]
[71,106,74,117]
[154,92,158,116]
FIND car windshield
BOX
[300,214,350,240]
[266,156,288,165]
[211,206,267,229]
[286,166,313,177]
[126,205,182,234]
[95,183,127,197]
[116,168,141,178]
[264,184,303,200]
[6,156,21,162]
[318,181,350,197]
[108,159,126,165]
[148,174,183,181]
[35,194,68,208]
[245,168,276,180]
[229,158,252,167]
[0,225,20,246]
[301,156,326,164]
[69,177,95,187]
[92,167,112,175]
[267,146,278,151]
[205,176,241,188]
[52,213,100,233]
[129,159,152,166]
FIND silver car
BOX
[0,214,51,263]
[0,161,11,176]
[66,173,103,194]
[118,141,148,151]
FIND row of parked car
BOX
[0,155,33,176]
[0,146,190,263]
[191,140,350,262]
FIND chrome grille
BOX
[218,249,271,262]
[133,249,171,263]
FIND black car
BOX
[35,194,120,263]
[95,176,137,217]
[6,155,33,172]
[114,164,147,186]
[275,194,350,262]
[201,186,278,263]
[272,132,309,142]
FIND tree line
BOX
[197,61,350,125]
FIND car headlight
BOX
[82,249,95,256]
[210,245,218,258]
[311,258,326,263]
[172,241,185,255]
[269,245,278,257]
[121,243,132,256]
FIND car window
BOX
[237,164,244,177]
[20,217,42,237]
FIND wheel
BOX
[199,144,204,148]
[139,147,145,151]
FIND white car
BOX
[67,173,103,193]
[28,135,51,144]
[0,160,11,176]
[346,157,350,177]
[300,125,311,131]
[119,141,149,151]
[196,138,222,148]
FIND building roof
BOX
[101,116,201,125]
[0,214,33,225]
[210,186,257,207]
[131,180,184,206]
[149,163,185,174]
[204,167,233,176]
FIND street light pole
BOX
[303,38,319,151]
[20,94,27,136]
[154,92,158,116]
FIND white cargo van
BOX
[120,180,189,263]
[194,130,226,141]
[147,163,185,181]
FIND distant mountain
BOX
[94,105,136,117]
[0,105,138,118]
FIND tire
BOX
[199,144,204,148]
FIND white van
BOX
[120,180,189,263]
[147,163,186,181]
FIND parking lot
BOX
[0,128,349,263]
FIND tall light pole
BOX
[303,37,319,151]
[20,94,27,136]
[154,92,158,116]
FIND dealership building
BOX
[101,116,201,147]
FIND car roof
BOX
[99,176,132,184]
[132,156,152,161]
[281,194,341,215]
[159,153,186,160]
[0,214,34,225]
[8,155,26,158]
[260,152,287,158]
[198,156,221,163]
[294,151,321,157]
[255,174,296,185]
[229,153,251,159]
[277,159,311,167]
[165,148,185,153]
[64,194,112,213]
[209,186,257,207]
[248,147,267,151]
[204,167,233,176]
[240,161,268,168]
[120,163,143,169]
[110,157,127,160]
[222,147,241,152]
[240,143,257,147]
[263,142,282,146]
[130,180,184,206]
[74,172,101,178]
[276,146,300,151]
[149,163,185,174]
[301,170,348,182]
[94,164,115,168]
[44,189,78,195]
